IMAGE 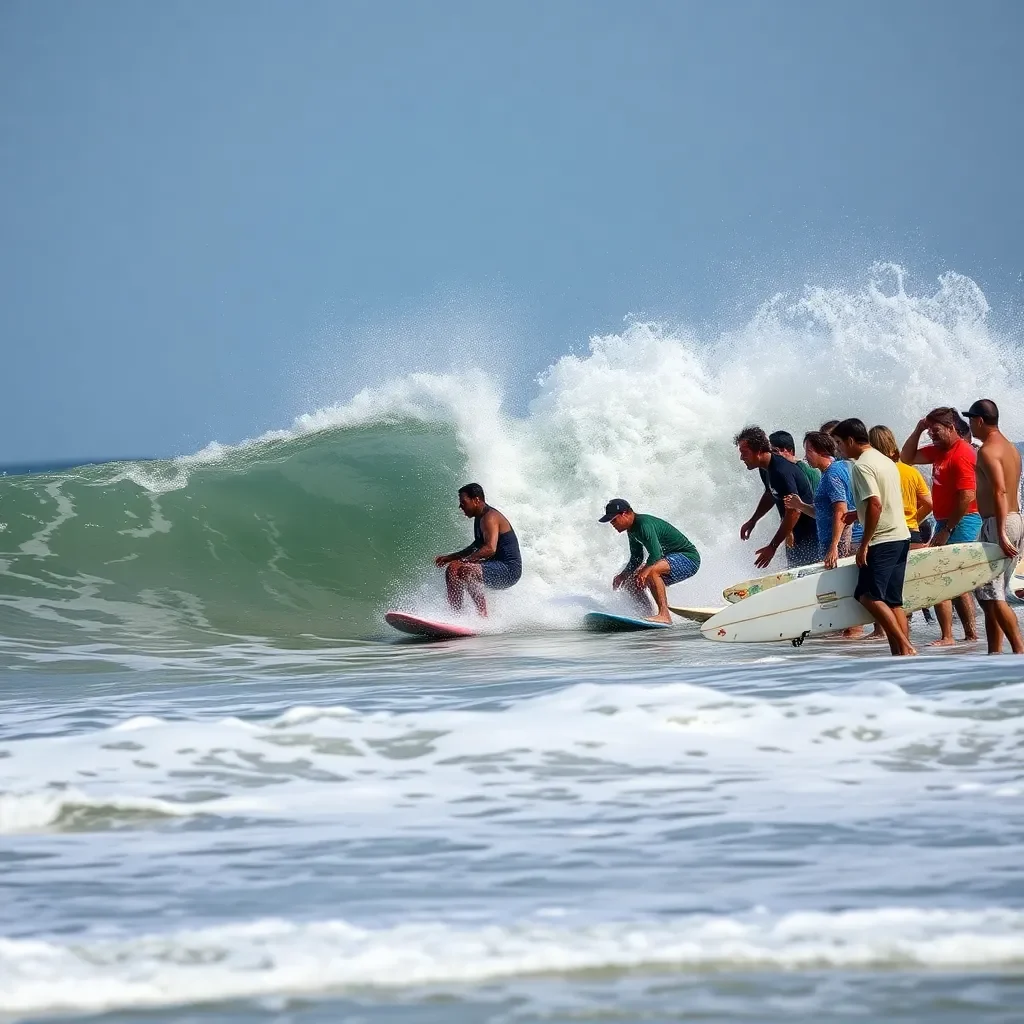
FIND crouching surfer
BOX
[434,483,522,616]
[600,499,701,623]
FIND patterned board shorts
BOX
[975,514,1024,602]
[664,553,700,585]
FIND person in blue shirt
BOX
[784,431,856,567]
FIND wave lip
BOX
[3,908,1024,1016]
[0,787,265,834]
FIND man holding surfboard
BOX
[964,399,1024,655]
[735,426,817,569]
[832,418,916,657]
[434,483,522,616]
[600,499,700,624]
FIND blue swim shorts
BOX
[664,553,700,586]
[933,513,982,544]
[480,559,522,590]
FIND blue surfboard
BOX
[583,611,672,632]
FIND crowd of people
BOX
[433,401,1023,657]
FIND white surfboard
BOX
[1011,556,1024,602]
[702,542,1011,644]
[723,568,803,604]
[669,605,724,623]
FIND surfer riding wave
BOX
[434,483,522,616]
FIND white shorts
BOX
[974,513,1024,602]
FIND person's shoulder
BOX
[771,453,798,477]
[642,513,672,530]
[870,447,897,474]
[955,439,977,463]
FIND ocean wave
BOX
[3,680,1022,835]
[1,267,1021,649]
[3,907,1024,1016]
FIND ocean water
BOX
[2,267,1024,1023]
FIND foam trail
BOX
[3,908,1024,1016]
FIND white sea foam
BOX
[2,679,1021,835]
[2,907,1023,1016]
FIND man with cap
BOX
[600,500,701,623]
[964,399,1024,654]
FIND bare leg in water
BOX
[979,599,1024,655]
[445,561,488,616]
[860,597,917,656]
[932,593,979,646]
[625,560,674,623]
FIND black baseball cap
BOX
[960,399,999,425]
[599,498,632,522]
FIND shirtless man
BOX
[435,483,522,616]
[963,400,1024,654]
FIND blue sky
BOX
[2,0,1022,462]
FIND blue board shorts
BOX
[933,513,982,544]
[480,559,522,590]
[664,553,700,586]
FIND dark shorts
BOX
[854,539,910,607]
[664,553,700,586]
[908,529,923,545]
[480,559,522,590]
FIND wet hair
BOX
[924,407,959,431]
[733,425,771,453]
[954,414,972,440]
[803,431,839,460]
[769,430,796,454]
[458,482,485,502]
[831,418,870,445]
[820,419,840,434]
[868,425,899,459]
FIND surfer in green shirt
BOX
[599,499,701,623]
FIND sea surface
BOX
[2,268,1024,1022]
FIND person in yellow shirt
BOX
[869,426,932,543]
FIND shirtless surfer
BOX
[434,484,522,616]
[964,400,1024,654]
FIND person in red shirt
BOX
[901,407,983,646]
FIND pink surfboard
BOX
[384,611,478,640]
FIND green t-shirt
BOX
[797,459,821,493]
[625,513,700,570]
